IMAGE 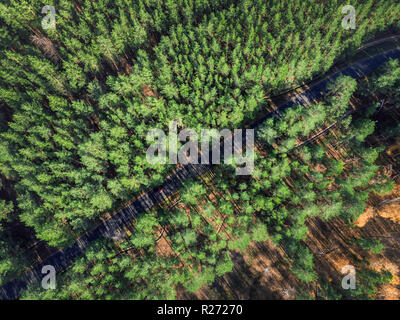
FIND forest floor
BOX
[355,181,400,300]
[176,179,400,300]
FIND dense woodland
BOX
[0,0,400,299]
[19,60,400,300]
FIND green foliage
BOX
[344,267,393,300]
[0,199,13,223]
[356,237,385,255]
[290,246,317,284]
[251,223,268,242]
[0,0,397,246]
[1,0,399,300]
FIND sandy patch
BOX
[379,203,400,224]
[355,206,376,227]
[369,256,400,300]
